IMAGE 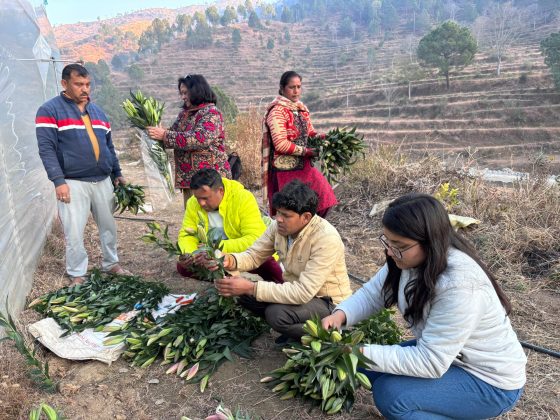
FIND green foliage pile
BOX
[308,127,366,184]
[355,308,403,345]
[29,269,169,335]
[113,182,145,215]
[262,312,402,414]
[107,288,268,392]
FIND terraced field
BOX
[111,14,560,171]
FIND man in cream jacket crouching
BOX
[214,180,351,345]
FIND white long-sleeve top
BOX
[337,248,526,390]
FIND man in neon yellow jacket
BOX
[176,168,282,283]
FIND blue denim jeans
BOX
[361,340,524,419]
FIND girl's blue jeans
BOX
[361,340,524,419]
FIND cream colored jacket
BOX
[232,215,352,305]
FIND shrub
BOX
[266,38,274,50]
[507,108,527,126]
[127,64,144,81]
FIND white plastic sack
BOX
[28,317,129,364]
[136,129,175,210]
[28,293,197,364]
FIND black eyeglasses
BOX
[378,234,419,259]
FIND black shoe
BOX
[274,334,296,348]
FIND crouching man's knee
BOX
[264,304,299,337]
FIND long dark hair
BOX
[278,70,301,96]
[381,193,511,326]
[177,74,217,107]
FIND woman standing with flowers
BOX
[147,74,231,206]
[262,71,337,217]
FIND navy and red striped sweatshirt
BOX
[36,93,122,187]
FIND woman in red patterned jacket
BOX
[262,71,337,217]
[147,74,231,206]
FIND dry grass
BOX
[225,106,264,190]
[0,343,40,419]
[338,145,560,292]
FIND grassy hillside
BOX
[103,8,560,172]
[52,1,243,62]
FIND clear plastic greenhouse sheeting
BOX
[0,0,60,323]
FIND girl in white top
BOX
[322,193,526,419]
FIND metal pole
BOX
[14,57,84,95]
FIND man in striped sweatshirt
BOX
[36,63,131,285]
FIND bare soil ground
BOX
[1,158,559,420]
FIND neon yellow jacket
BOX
[178,178,267,254]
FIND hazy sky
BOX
[42,0,206,25]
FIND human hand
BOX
[146,126,166,141]
[321,310,347,331]
[304,147,319,158]
[178,253,194,268]
[55,184,71,204]
[214,276,254,297]
[221,253,236,270]
[114,176,126,186]
[193,248,216,269]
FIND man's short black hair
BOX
[190,168,224,190]
[62,63,89,81]
[272,180,318,216]
[177,74,217,107]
